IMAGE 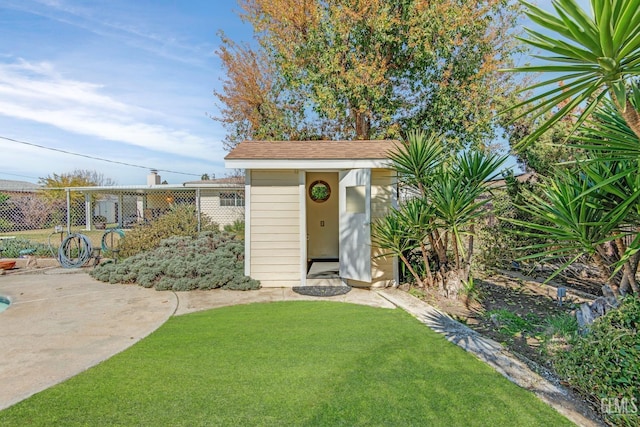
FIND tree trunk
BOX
[592,251,620,297]
[465,224,475,277]
[399,252,423,287]
[452,236,461,270]
[614,237,639,295]
[619,101,640,141]
[419,241,434,286]
[428,230,447,266]
[352,109,371,140]
[439,268,465,299]
[629,252,640,295]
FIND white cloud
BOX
[6,0,212,67]
[0,59,219,158]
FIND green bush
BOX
[0,218,14,232]
[223,219,245,238]
[0,238,51,258]
[90,231,260,291]
[553,297,639,426]
[476,173,545,271]
[118,204,219,258]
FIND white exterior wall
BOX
[199,190,244,228]
[94,198,117,223]
[370,168,396,286]
[248,170,301,287]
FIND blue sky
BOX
[0,0,585,185]
[0,0,248,184]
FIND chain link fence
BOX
[0,183,244,257]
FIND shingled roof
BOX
[0,179,40,193]
[224,140,398,160]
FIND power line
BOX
[0,135,202,177]
[0,171,39,180]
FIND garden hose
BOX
[47,229,65,258]
[58,233,93,268]
[101,228,125,253]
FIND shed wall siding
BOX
[370,168,396,286]
[249,170,301,287]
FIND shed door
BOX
[339,168,371,282]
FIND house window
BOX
[220,192,245,207]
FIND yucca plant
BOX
[505,0,640,146]
[374,130,505,297]
[372,210,424,286]
[508,167,639,295]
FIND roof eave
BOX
[63,183,244,192]
[225,158,392,170]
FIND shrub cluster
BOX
[223,219,245,238]
[553,297,639,426]
[0,237,51,258]
[90,231,260,291]
[118,204,219,258]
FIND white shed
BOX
[225,140,398,288]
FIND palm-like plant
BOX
[372,210,424,286]
[506,0,640,146]
[388,129,444,195]
[510,172,622,273]
[576,94,640,160]
[373,130,505,297]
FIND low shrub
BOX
[90,231,260,291]
[553,297,639,426]
[540,313,578,359]
[118,204,219,258]
[223,219,245,238]
[0,237,51,257]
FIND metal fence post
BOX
[118,194,124,227]
[196,188,201,232]
[66,188,71,234]
[84,192,92,231]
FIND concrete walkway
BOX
[0,269,393,410]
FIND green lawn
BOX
[0,302,572,426]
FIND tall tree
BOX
[39,169,115,200]
[213,36,322,150]
[215,0,524,148]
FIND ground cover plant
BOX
[0,302,572,426]
[0,237,51,258]
[554,296,640,427]
[90,231,259,291]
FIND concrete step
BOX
[305,278,345,287]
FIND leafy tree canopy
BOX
[214,0,525,151]
[39,169,116,202]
